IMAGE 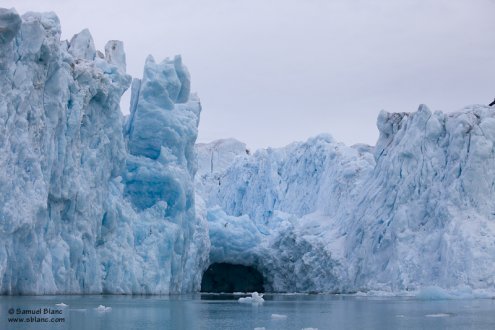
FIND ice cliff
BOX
[0,8,208,294]
[197,105,495,294]
[2,7,494,296]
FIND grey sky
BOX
[3,0,495,150]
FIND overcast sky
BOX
[4,0,495,150]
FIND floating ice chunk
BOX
[302,328,318,330]
[271,314,287,320]
[55,303,68,307]
[425,313,451,318]
[238,292,264,305]
[254,328,266,330]
[95,305,112,313]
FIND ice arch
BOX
[200,263,264,293]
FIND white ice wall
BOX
[197,105,495,293]
[0,8,209,294]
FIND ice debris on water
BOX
[95,305,112,313]
[238,292,264,304]
[271,314,287,320]
[425,313,451,318]
[55,303,68,307]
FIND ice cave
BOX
[200,263,265,293]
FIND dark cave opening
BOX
[200,263,264,293]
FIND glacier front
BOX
[0,8,208,294]
[2,7,495,297]
[196,105,495,294]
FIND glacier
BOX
[0,8,208,294]
[2,7,495,296]
[196,106,495,294]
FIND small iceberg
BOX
[55,303,68,307]
[425,313,451,318]
[238,292,264,305]
[271,314,287,320]
[95,305,112,313]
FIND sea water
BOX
[1,294,495,329]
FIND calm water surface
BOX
[1,293,494,329]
